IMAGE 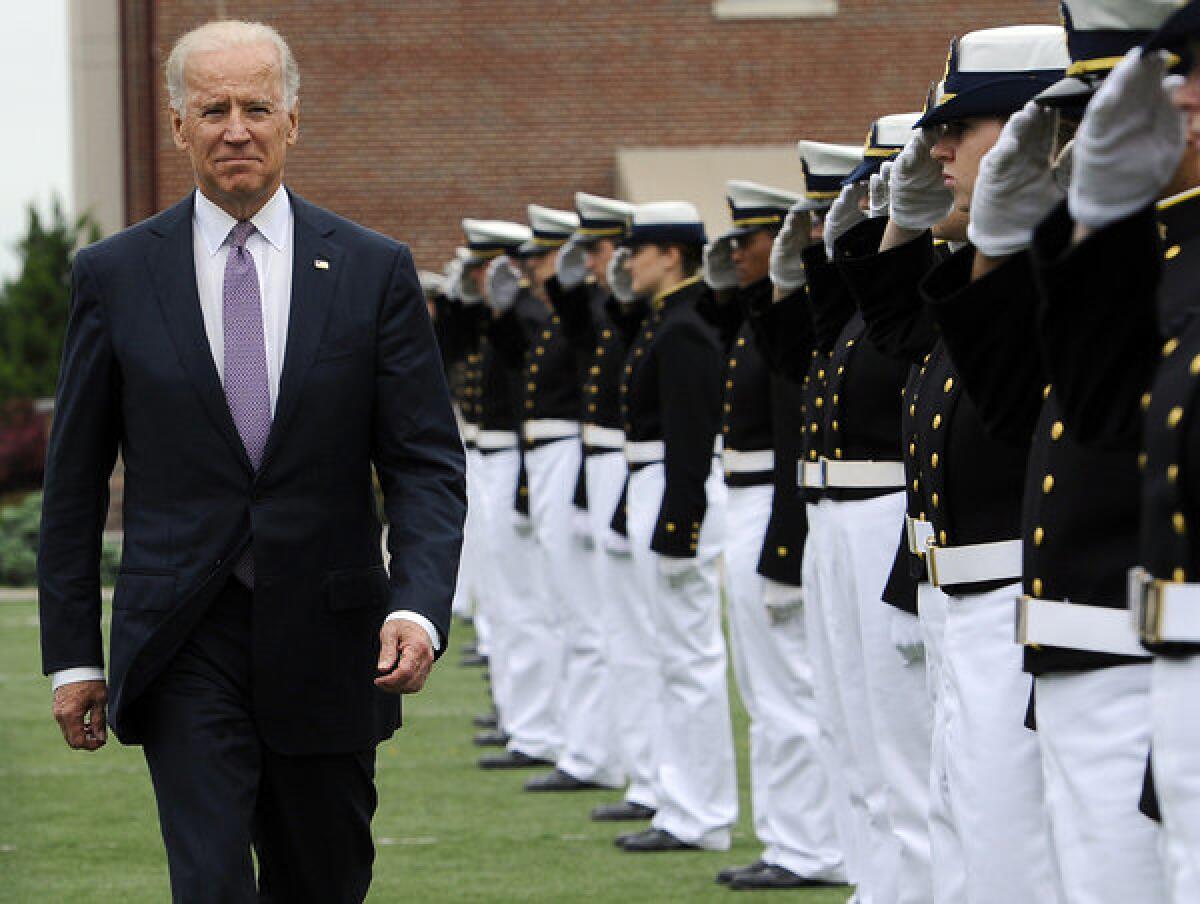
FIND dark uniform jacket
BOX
[618,276,724,558]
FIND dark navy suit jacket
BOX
[37,191,466,755]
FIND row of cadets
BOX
[552,193,662,821]
[834,24,1069,904]
[610,202,740,853]
[453,219,570,771]
[699,180,848,890]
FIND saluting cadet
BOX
[613,202,738,853]
[453,219,568,772]
[1023,7,1200,896]
[550,193,663,823]
[483,205,623,792]
[907,5,1178,903]
[838,26,1068,904]
[702,180,847,891]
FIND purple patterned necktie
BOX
[222,220,272,586]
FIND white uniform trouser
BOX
[803,500,862,886]
[525,438,621,786]
[918,581,967,904]
[627,460,737,849]
[822,495,901,904]
[457,448,486,640]
[725,484,845,881]
[1037,664,1167,904]
[1152,653,1200,903]
[942,583,1060,904]
[475,448,562,761]
[837,493,932,904]
[586,451,658,808]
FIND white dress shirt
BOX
[51,186,438,691]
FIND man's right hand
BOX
[769,204,813,292]
[53,680,108,751]
[889,128,954,232]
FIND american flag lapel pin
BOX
[314,258,330,270]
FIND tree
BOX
[0,198,101,404]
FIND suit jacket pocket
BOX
[112,571,177,612]
[326,565,389,612]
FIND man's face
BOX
[628,243,675,297]
[730,228,774,287]
[526,249,558,286]
[930,117,1005,225]
[584,239,616,289]
[171,41,298,216]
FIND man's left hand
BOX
[375,620,435,695]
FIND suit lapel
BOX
[257,193,343,478]
[146,196,255,475]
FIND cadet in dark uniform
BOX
[613,201,738,854]
[1026,10,1200,896]
[838,27,1067,904]
[703,180,847,891]
[484,205,623,793]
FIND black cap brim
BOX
[915,75,1065,129]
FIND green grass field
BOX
[0,599,853,902]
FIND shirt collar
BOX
[194,183,291,256]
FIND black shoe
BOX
[473,729,510,747]
[460,653,489,668]
[591,801,657,822]
[729,864,844,890]
[716,861,768,885]
[616,828,698,852]
[524,768,606,792]
[477,750,554,770]
[473,711,498,729]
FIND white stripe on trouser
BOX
[474,448,563,761]
[802,501,863,887]
[525,438,622,786]
[724,484,846,881]
[1152,653,1200,903]
[452,449,482,622]
[821,497,900,904]
[917,581,968,904]
[830,492,933,904]
[627,461,738,849]
[1037,664,1168,904]
[942,583,1061,904]
[585,451,659,809]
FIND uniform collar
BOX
[194,183,291,256]
[652,274,703,311]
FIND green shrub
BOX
[0,491,121,587]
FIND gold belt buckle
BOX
[1130,567,1164,644]
[925,536,940,587]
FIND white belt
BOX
[906,515,934,557]
[475,429,519,451]
[522,419,580,443]
[822,458,906,489]
[582,424,624,450]
[1015,596,1147,658]
[625,440,665,465]
[1129,567,1200,644]
[799,460,825,489]
[926,538,1022,588]
[722,448,775,474]
[461,423,479,444]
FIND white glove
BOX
[484,256,521,314]
[443,258,464,302]
[702,235,739,290]
[824,182,868,260]
[869,161,893,219]
[968,101,1064,257]
[889,128,955,231]
[658,555,698,590]
[763,578,804,626]
[891,610,925,666]
[1069,48,1185,229]
[607,247,637,302]
[556,235,589,289]
[459,262,484,305]
[769,204,813,292]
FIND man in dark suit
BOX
[37,19,465,903]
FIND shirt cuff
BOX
[384,611,441,652]
[51,667,106,690]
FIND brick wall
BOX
[121,0,1059,269]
